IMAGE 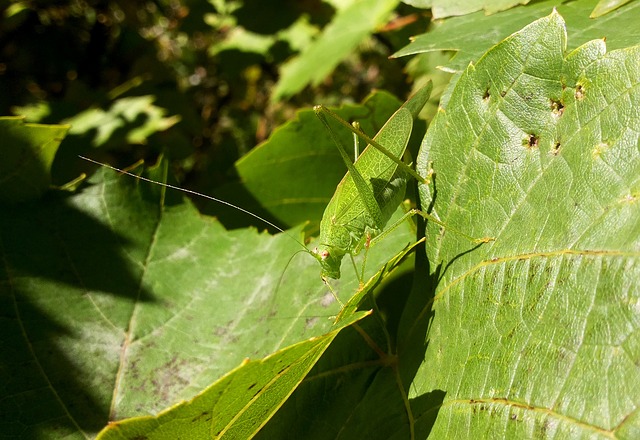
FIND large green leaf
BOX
[0,154,417,438]
[402,11,640,437]
[96,310,371,439]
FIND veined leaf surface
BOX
[402,11,640,438]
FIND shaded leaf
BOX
[0,154,417,438]
[0,116,69,203]
[257,305,418,440]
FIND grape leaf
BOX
[0,156,417,438]
[96,311,371,440]
[403,10,640,438]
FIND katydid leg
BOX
[368,207,495,252]
[314,105,426,184]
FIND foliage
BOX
[1,1,639,439]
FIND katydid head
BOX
[311,244,344,280]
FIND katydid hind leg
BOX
[368,207,495,251]
[315,105,425,184]
[313,81,433,186]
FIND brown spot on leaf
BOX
[550,98,564,116]
[525,134,539,149]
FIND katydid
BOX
[80,82,492,287]
[310,82,492,280]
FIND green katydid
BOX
[310,82,492,280]
[80,82,492,288]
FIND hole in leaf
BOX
[524,134,539,149]
[550,98,564,116]
[575,84,585,100]
[483,87,490,100]
[552,141,561,155]
[500,90,507,98]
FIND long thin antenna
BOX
[79,155,288,234]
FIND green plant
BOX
[1,2,639,439]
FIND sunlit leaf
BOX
[272,0,399,101]
[404,11,640,437]
[394,0,640,73]
[401,0,537,19]
[65,95,180,147]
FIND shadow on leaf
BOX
[0,186,157,434]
